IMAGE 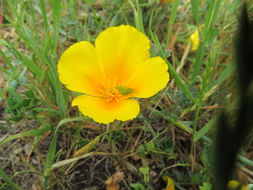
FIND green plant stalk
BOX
[191,46,215,154]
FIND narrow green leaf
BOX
[166,0,181,46]
[238,155,253,167]
[190,0,200,24]
[191,0,222,82]
[0,169,22,190]
[0,40,42,79]
[51,152,93,169]
[152,109,193,134]
[194,116,218,142]
[0,127,50,146]
[149,30,196,103]
[43,117,88,188]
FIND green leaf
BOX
[130,183,145,190]
[139,166,150,182]
[199,182,212,190]
[25,90,35,99]
[137,142,155,158]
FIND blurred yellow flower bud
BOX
[189,29,200,52]
[227,180,247,190]
[162,176,175,190]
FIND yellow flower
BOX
[58,25,169,124]
[162,176,175,190]
[189,29,200,52]
[227,180,247,190]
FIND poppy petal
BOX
[58,41,107,96]
[72,95,140,124]
[125,57,169,98]
[95,25,150,88]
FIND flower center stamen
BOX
[106,88,121,102]
[104,86,133,103]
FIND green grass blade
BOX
[238,155,253,167]
[151,109,193,134]
[51,0,61,55]
[0,49,16,72]
[128,0,145,33]
[165,0,181,46]
[0,127,50,146]
[0,40,42,80]
[0,170,22,190]
[193,115,218,142]
[51,0,68,118]
[42,117,87,189]
[135,0,145,33]
[149,28,196,103]
[39,0,49,34]
[191,0,222,83]
[190,0,200,24]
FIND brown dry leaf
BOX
[237,169,249,185]
[105,172,124,190]
[130,153,141,161]
[105,172,124,185]
[106,184,120,190]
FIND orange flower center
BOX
[105,88,122,103]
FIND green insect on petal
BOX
[116,86,133,95]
